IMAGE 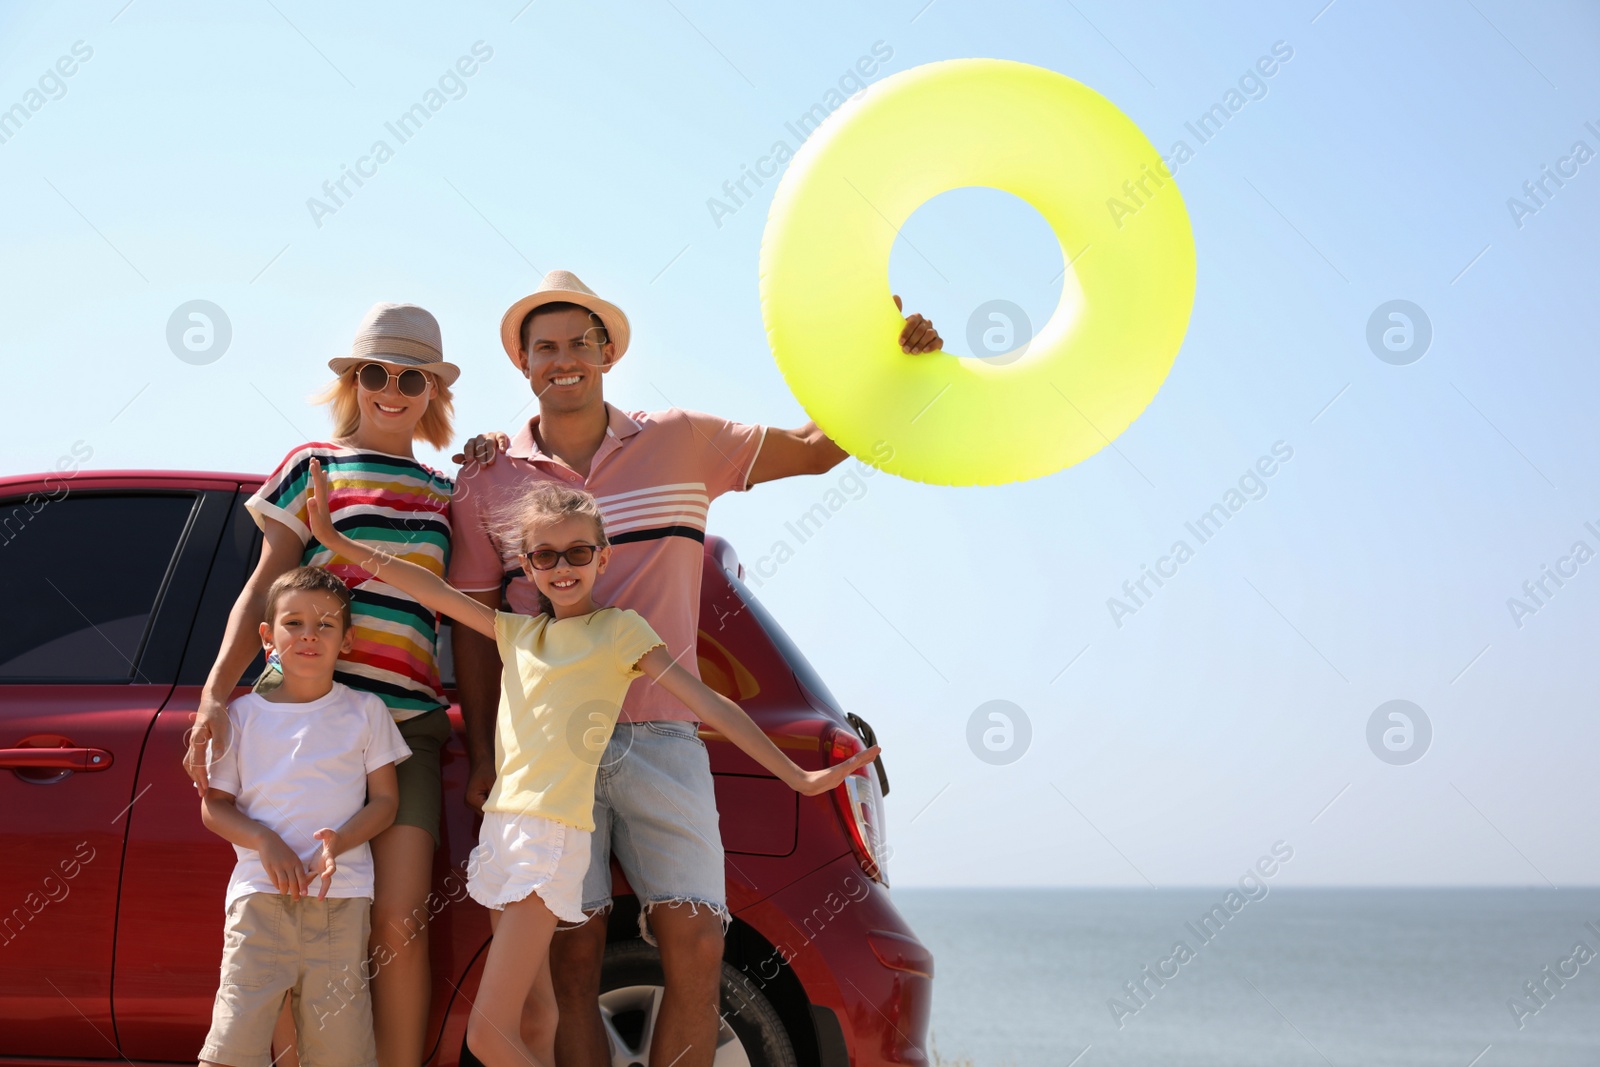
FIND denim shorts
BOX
[581,720,728,942]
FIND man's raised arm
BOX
[749,295,942,485]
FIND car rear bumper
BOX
[738,854,933,1067]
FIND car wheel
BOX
[600,939,798,1067]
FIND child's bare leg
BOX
[269,994,300,1067]
[486,908,561,1062]
[469,895,560,1067]
[522,952,559,1066]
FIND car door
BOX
[112,484,265,1060]
[0,479,223,1058]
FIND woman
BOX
[184,302,459,1067]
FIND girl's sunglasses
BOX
[357,362,430,397]
[525,544,601,570]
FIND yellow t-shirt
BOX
[483,607,666,829]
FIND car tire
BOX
[600,938,798,1067]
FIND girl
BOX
[183,302,459,1067]
[302,459,880,1067]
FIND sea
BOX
[891,888,1600,1067]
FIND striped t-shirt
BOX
[247,443,453,721]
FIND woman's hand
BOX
[451,431,512,468]
[182,694,229,793]
[785,745,881,796]
[893,295,943,354]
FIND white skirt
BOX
[466,811,592,923]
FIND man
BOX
[447,270,940,1067]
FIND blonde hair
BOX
[313,366,456,450]
[494,483,609,617]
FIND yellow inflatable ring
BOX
[759,58,1195,486]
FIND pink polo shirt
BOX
[447,404,767,722]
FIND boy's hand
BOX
[258,831,312,899]
[787,745,881,797]
[451,432,511,468]
[311,828,340,900]
[893,295,943,355]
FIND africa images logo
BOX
[705,41,894,229]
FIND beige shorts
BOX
[199,893,375,1067]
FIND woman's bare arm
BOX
[184,519,302,791]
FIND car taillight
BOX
[828,727,889,885]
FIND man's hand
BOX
[465,756,495,813]
[182,696,229,793]
[451,432,511,468]
[454,589,506,812]
[786,744,881,797]
[893,295,943,354]
[258,830,312,899]
[311,828,340,900]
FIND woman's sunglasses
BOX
[524,544,601,570]
[357,362,430,397]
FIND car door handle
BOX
[0,747,114,771]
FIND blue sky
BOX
[2,0,1597,886]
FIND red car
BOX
[0,470,933,1067]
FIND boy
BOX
[198,566,411,1067]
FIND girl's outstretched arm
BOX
[305,458,497,639]
[635,647,879,796]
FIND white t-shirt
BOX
[207,683,411,907]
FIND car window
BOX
[0,491,197,682]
